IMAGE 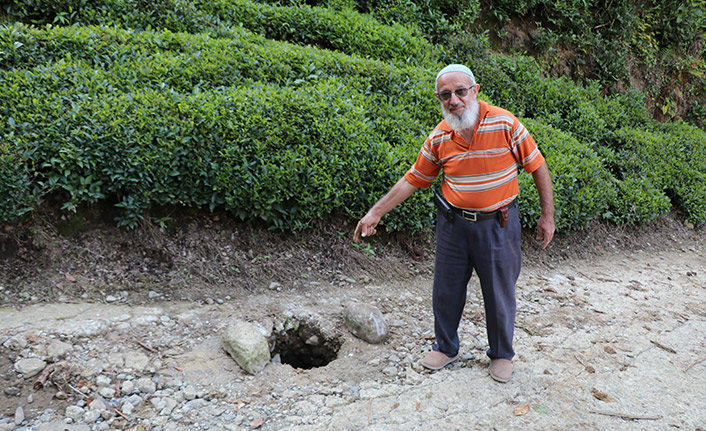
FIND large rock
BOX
[343,302,388,344]
[222,320,271,375]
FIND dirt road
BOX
[1,241,705,430]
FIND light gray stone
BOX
[45,339,72,360]
[136,377,157,394]
[65,405,84,420]
[83,409,101,423]
[222,320,271,375]
[126,394,144,407]
[182,385,198,400]
[98,387,115,398]
[4,334,28,350]
[95,375,111,387]
[160,397,178,415]
[121,380,135,394]
[123,351,149,372]
[38,421,90,431]
[107,352,124,367]
[342,302,389,344]
[88,397,107,412]
[14,357,47,378]
[14,406,24,425]
[121,401,135,415]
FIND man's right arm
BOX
[353,177,419,242]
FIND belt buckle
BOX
[462,210,477,222]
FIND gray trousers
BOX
[432,203,522,360]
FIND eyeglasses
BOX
[436,87,473,102]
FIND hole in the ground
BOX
[272,319,341,369]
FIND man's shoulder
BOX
[427,120,453,139]
[483,102,517,121]
[479,103,521,133]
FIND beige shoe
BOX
[489,359,512,383]
[421,351,458,370]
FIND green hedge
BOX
[199,0,434,64]
[0,23,438,132]
[608,122,706,225]
[0,140,34,222]
[469,53,651,144]
[516,118,615,231]
[0,52,431,229]
[3,0,434,64]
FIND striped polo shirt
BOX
[404,100,545,211]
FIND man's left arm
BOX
[530,162,555,249]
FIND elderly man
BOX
[353,64,555,382]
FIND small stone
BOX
[66,405,85,420]
[268,282,282,290]
[159,397,178,415]
[123,352,150,372]
[136,377,157,394]
[45,340,72,360]
[83,409,101,423]
[382,366,397,376]
[4,387,21,396]
[121,401,135,415]
[126,394,143,407]
[105,295,119,303]
[14,406,24,425]
[88,397,107,411]
[95,375,111,387]
[121,380,135,395]
[182,385,198,400]
[55,391,68,400]
[14,357,47,378]
[4,335,28,350]
[99,387,115,398]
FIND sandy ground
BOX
[1,242,705,430]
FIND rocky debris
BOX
[342,302,389,344]
[222,320,272,375]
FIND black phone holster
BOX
[433,191,454,222]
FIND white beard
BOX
[442,100,479,132]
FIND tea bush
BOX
[3,0,433,64]
[199,0,434,64]
[0,141,34,222]
[609,123,706,225]
[516,118,615,231]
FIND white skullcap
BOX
[435,64,476,90]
